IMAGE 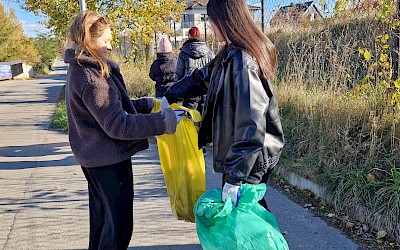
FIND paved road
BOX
[0,59,358,249]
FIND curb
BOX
[275,166,400,244]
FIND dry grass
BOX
[111,55,155,98]
[270,16,400,241]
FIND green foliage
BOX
[32,62,49,76]
[324,167,378,210]
[49,86,67,131]
[50,99,68,131]
[0,3,40,65]
[357,0,400,108]
[19,0,185,58]
[32,33,61,75]
[34,33,60,64]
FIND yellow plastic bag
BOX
[153,100,206,222]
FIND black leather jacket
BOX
[165,45,284,185]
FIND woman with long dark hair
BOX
[164,0,284,210]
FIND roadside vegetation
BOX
[0,3,40,67]
[0,3,60,76]
[33,33,61,75]
[268,4,400,245]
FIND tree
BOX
[20,0,185,58]
[34,33,60,64]
[0,3,40,65]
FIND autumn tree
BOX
[20,0,185,59]
[34,33,60,64]
[0,3,40,65]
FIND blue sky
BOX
[4,0,334,37]
[2,0,50,37]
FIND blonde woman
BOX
[65,11,178,249]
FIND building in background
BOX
[169,0,262,47]
[269,1,323,28]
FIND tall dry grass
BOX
[111,55,155,98]
[269,16,400,241]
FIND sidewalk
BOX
[0,59,358,250]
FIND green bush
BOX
[33,62,50,76]
[50,86,67,131]
[33,33,60,75]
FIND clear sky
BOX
[2,0,50,37]
[3,0,334,37]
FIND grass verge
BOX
[49,85,68,132]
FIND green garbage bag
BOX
[194,183,289,250]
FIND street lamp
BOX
[79,0,86,12]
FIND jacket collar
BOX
[64,48,119,70]
[221,44,242,64]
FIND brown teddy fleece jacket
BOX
[64,49,177,168]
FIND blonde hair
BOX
[67,11,112,77]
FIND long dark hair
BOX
[207,0,276,81]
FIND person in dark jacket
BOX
[65,11,179,250]
[149,37,177,98]
[176,26,215,111]
[164,0,284,211]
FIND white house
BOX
[170,0,262,46]
[269,1,323,28]
[173,0,208,44]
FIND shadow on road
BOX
[0,142,77,170]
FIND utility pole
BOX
[203,14,207,44]
[174,21,177,48]
[261,0,265,32]
[79,0,87,12]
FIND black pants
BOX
[222,168,273,212]
[81,158,134,250]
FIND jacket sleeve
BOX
[175,53,186,80]
[149,61,157,81]
[223,67,271,186]
[81,72,166,140]
[131,98,154,114]
[165,58,214,102]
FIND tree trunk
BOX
[145,41,155,62]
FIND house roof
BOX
[278,1,314,13]
[270,1,323,24]
[184,0,261,11]
[185,2,207,10]
[248,4,262,11]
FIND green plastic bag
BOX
[194,184,290,250]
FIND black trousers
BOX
[222,168,273,212]
[81,158,134,250]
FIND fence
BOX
[162,0,340,48]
